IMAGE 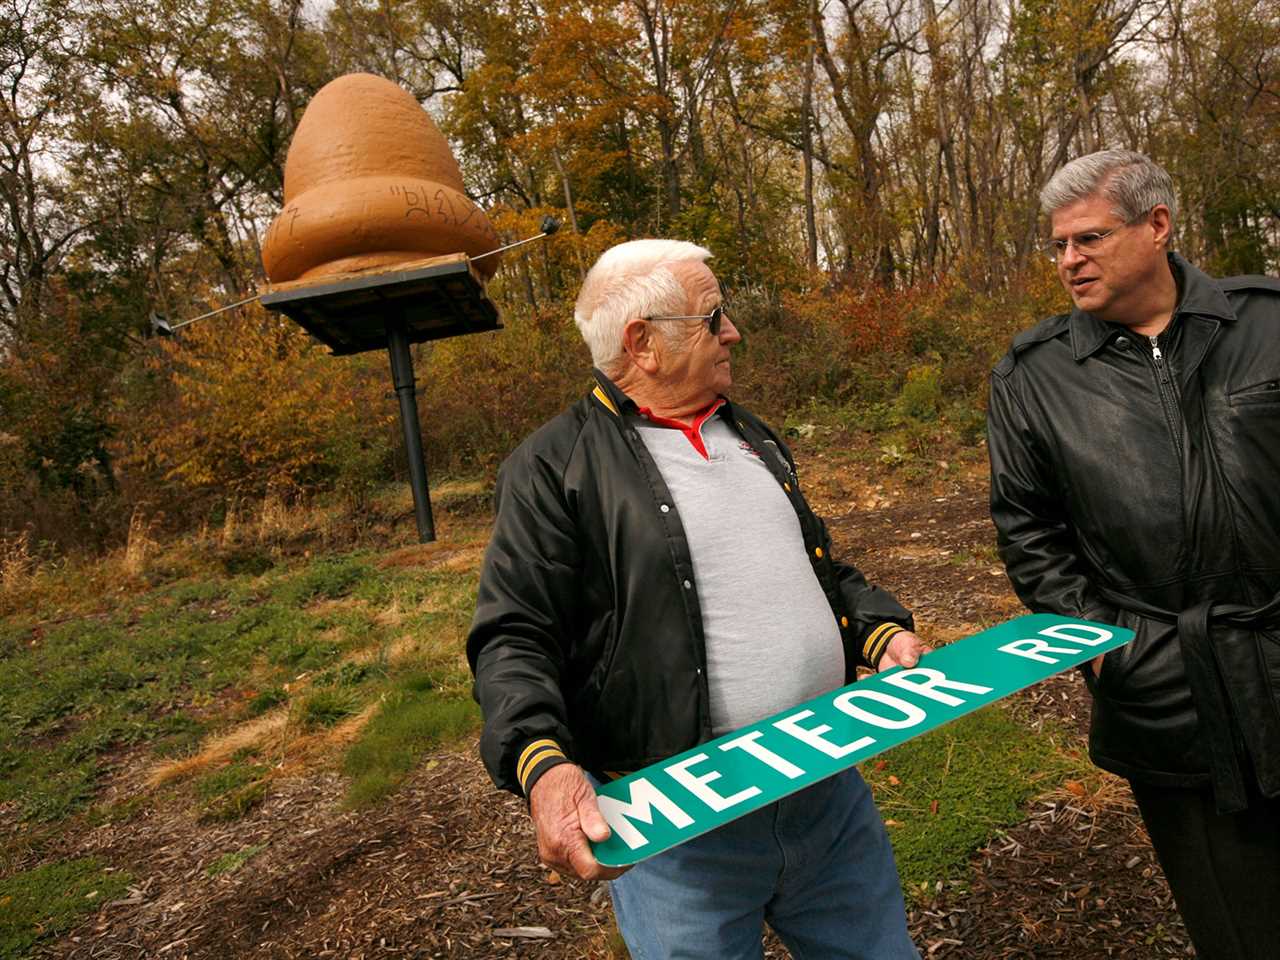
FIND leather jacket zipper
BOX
[1148,334,1183,460]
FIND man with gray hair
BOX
[988,149,1280,957]
[469,239,927,958]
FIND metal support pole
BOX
[386,317,436,543]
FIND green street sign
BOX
[591,613,1132,867]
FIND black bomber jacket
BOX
[988,253,1280,809]
[467,371,914,797]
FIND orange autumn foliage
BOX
[120,304,396,502]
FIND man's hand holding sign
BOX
[529,764,626,882]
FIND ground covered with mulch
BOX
[31,452,1192,959]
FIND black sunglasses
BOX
[646,304,725,336]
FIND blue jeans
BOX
[607,768,918,960]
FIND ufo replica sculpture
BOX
[258,73,541,543]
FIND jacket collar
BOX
[1069,252,1234,362]
[589,368,733,424]
[590,368,634,417]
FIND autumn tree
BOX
[1162,0,1280,273]
[0,0,95,334]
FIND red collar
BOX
[637,398,726,460]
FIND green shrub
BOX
[315,661,381,688]
[861,705,1069,899]
[206,843,267,878]
[194,761,267,801]
[199,781,269,823]
[274,558,368,604]
[13,760,98,822]
[219,547,275,576]
[896,363,943,422]
[194,762,271,822]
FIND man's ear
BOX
[1149,204,1173,248]
[621,318,661,374]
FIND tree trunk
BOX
[801,17,819,269]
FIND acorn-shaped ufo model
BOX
[262,72,501,284]
[257,74,509,544]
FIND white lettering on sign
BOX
[882,668,993,706]
[597,778,695,850]
[666,753,762,812]
[1039,623,1113,647]
[997,637,1082,664]
[999,623,1116,663]
[832,689,927,729]
[774,709,875,758]
[720,730,805,779]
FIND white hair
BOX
[574,239,712,369]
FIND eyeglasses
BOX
[1041,213,1148,262]
[647,304,725,336]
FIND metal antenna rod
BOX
[156,293,262,335]
[469,216,561,263]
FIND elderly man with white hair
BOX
[468,239,927,959]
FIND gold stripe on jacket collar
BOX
[592,384,620,416]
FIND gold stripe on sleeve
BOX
[864,623,905,665]
[517,745,566,792]
[517,738,561,785]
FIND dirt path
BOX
[38,458,1191,959]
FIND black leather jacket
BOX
[988,253,1280,810]
[468,371,914,797]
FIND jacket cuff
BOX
[516,738,570,798]
[863,622,906,668]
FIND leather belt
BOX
[1097,586,1280,814]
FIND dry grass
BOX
[276,703,380,776]
[917,621,983,647]
[376,541,461,569]
[122,507,158,576]
[436,546,484,571]
[147,700,382,789]
[220,497,241,546]
[0,527,36,589]
[144,615,458,791]
[372,599,404,628]
[1044,769,1136,820]
[255,490,339,545]
[382,633,426,664]
[147,710,292,787]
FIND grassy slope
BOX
[863,706,1073,897]
[0,544,481,823]
[0,488,486,953]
